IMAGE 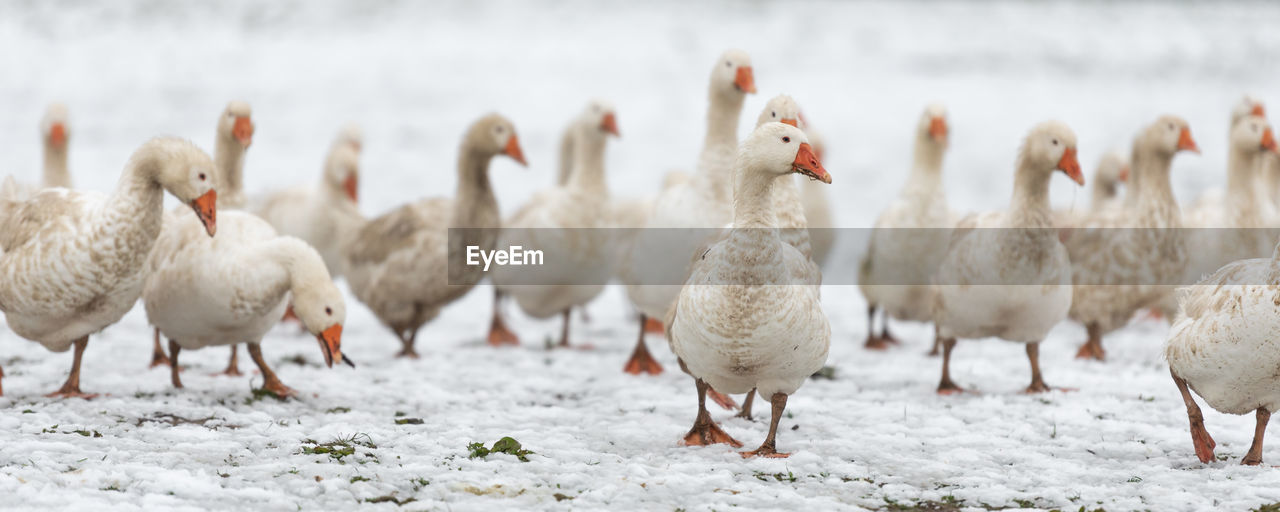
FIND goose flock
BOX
[3,49,1280,465]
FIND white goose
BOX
[148,101,255,373]
[41,103,71,189]
[621,49,754,388]
[1066,116,1198,361]
[144,211,350,397]
[859,104,951,350]
[343,113,525,358]
[1186,96,1266,214]
[255,140,363,277]
[1166,240,1280,466]
[798,114,834,267]
[932,121,1083,393]
[668,122,830,456]
[490,101,619,348]
[0,137,217,397]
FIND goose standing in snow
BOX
[144,212,351,397]
[859,105,951,351]
[343,114,525,358]
[148,102,255,373]
[0,137,217,397]
[668,122,830,456]
[621,50,754,404]
[932,121,1084,393]
[490,101,619,348]
[1066,116,1199,361]
[1166,237,1280,465]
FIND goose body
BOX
[1165,242,1280,465]
[0,137,217,396]
[256,142,363,277]
[343,114,525,358]
[932,121,1084,393]
[669,122,830,456]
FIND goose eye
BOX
[495,126,504,134]
[198,173,207,181]
[771,112,776,118]
[325,307,332,315]
[782,136,791,143]
[1051,139,1059,146]
[1168,123,1175,131]
[725,61,732,68]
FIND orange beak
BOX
[1252,104,1267,117]
[780,118,798,127]
[49,123,67,147]
[600,112,620,137]
[316,324,348,369]
[793,142,830,184]
[232,116,254,147]
[1118,164,1130,183]
[343,174,358,203]
[503,134,527,166]
[1177,127,1199,153]
[191,189,217,236]
[1263,127,1278,154]
[928,117,948,141]
[1057,147,1085,186]
[734,66,756,94]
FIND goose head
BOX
[1021,121,1084,186]
[1231,115,1279,157]
[742,122,830,184]
[580,99,620,139]
[1094,151,1129,197]
[710,49,756,99]
[325,144,361,203]
[290,272,351,369]
[756,95,800,128]
[1138,115,1198,159]
[1230,95,1266,128]
[149,138,219,236]
[217,101,254,149]
[335,122,363,154]
[918,103,949,148]
[41,103,69,150]
[468,113,527,166]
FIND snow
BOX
[2,0,1280,510]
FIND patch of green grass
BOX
[411,478,430,490]
[753,470,797,483]
[394,418,424,425]
[244,387,288,405]
[554,493,574,502]
[100,484,124,492]
[21,409,35,414]
[364,496,416,506]
[325,407,351,414]
[810,366,837,380]
[467,436,534,462]
[1251,504,1280,512]
[350,476,369,483]
[300,434,376,463]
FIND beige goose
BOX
[148,102,255,373]
[1186,96,1267,215]
[1065,116,1199,361]
[859,104,951,350]
[144,211,350,397]
[932,121,1084,393]
[668,122,830,456]
[0,137,217,397]
[343,114,525,358]
[621,49,754,393]
[255,139,363,277]
[490,101,619,348]
[798,114,834,267]
[1054,151,1130,229]
[1166,240,1280,465]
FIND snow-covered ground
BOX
[2,1,1280,510]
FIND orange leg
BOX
[1074,323,1106,361]
[683,379,742,447]
[937,337,964,395]
[707,386,739,411]
[149,327,171,368]
[487,290,520,346]
[168,340,184,389]
[863,305,890,350]
[281,304,299,323]
[736,389,756,420]
[643,316,665,335]
[742,392,790,458]
[1171,368,1216,463]
[0,363,5,397]
[1024,342,1051,393]
[395,328,420,359]
[926,326,941,357]
[557,309,571,348]
[213,344,244,376]
[623,315,664,375]
[46,336,96,399]
[1242,408,1270,466]
[247,342,297,399]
